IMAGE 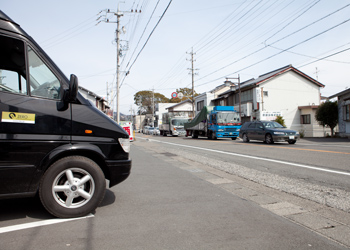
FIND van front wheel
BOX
[39,156,106,218]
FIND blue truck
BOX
[184,106,242,140]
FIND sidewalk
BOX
[301,137,350,143]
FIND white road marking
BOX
[142,138,350,177]
[0,214,94,234]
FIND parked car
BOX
[147,127,155,135]
[239,121,299,144]
[153,127,160,135]
[143,126,150,134]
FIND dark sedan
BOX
[239,121,299,144]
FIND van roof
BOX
[0,10,16,23]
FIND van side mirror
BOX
[68,74,78,102]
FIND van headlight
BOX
[118,138,130,153]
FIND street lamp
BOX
[224,75,242,122]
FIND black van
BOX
[0,11,131,218]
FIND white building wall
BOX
[156,103,173,125]
[299,108,332,137]
[172,102,193,111]
[194,86,231,115]
[258,71,321,130]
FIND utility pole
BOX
[187,48,198,117]
[224,75,242,122]
[314,67,320,81]
[152,87,155,127]
[97,4,139,124]
[116,10,122,124]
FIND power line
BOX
[195,16,350,88]
[194,3,350,85]
[125,0,173,74]
[298,47,350,68]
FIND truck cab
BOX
[0,11,131,218]
[208,106,241,140]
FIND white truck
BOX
[159,113,190,136]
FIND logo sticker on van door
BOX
[1,112,36,124]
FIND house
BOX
[194,84,231,115]
[165,99,194,118]
[211,65,332,137]
[329,88,350,138]
[78,86,111,115]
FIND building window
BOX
[344,104,350,121]
[301,114,311,124]
[197,100,204,111]
[263,91,268,97]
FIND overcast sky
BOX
[2,0,350,114]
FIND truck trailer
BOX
[185,106,241,140]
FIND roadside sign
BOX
[171,92,178,98]
[119,121,134,141]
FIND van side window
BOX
[0,36,27,94]
[28,46,61,100]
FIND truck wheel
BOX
[211,132,217,140]
[39,156,106,218]
[192,132,198,139]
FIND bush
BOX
[275,115,286,127]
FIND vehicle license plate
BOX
[289,136,295,139]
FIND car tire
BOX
[288,140,296,144]
[242,133,249,142]
[265,134,274,144]
[39,156,106,218]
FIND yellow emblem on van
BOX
[1,112,36,124]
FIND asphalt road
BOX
[142,134,350,202]
[0,134,349,249]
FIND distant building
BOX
[78,86,111,115]
[165,99,194,117]
[329,88,350,138]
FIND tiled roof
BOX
[219,65,324,96]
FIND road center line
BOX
[143,138,350,177]
[0,214,94,234]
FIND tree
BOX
[275,115,286,127]
[169,87,200,103]
[315,101,338,137]
[134,91,169,115]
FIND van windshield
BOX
[28,46,61,100]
